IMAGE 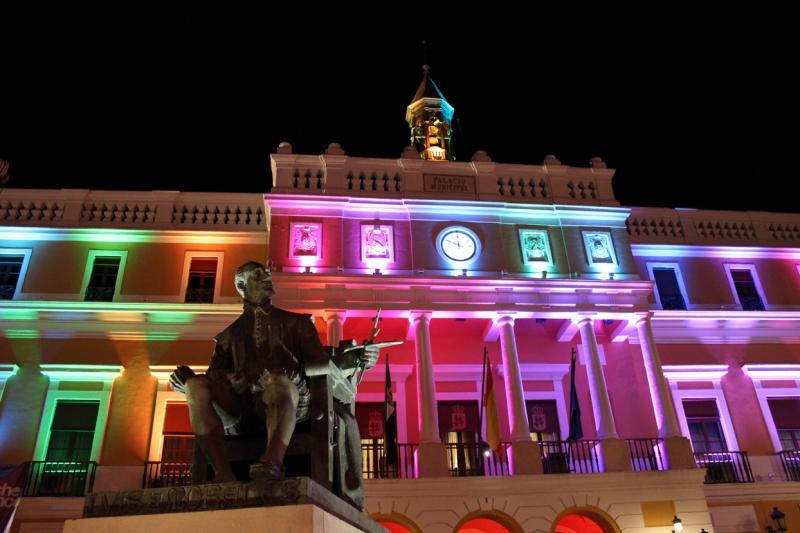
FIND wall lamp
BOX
[479,440,491,458]
[672,516,683,533]
[767,507,786,533]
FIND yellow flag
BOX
[483,360,501,453]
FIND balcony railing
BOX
[445,442,510,477]
[361,443,417,479]
[143,461,193,488]
[626,438,666,472]
[694,451,754,483]
[21,461,97,496]
[659,294,686,310]
[184,287,215,304]
[778,450,800,481]
[539,440,602,474]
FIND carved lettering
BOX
[423,175,476,194]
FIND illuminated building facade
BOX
[1,70,800,533]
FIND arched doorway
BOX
[370,513,421,533]
[552,508,620,533]
[458,517,512,533]
[455,511,523,533]
[378,522,415,533]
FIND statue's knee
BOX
[261,374,298,406]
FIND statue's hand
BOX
[227,372,249,395]
[358,344,380,370]
[169,365,196,394]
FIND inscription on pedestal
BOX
[82,477,386,533]
[85,478,304,517]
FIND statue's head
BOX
[234,260,274,305]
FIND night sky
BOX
[2,3,798,213]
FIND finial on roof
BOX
[422,64,430,76]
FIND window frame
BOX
[646,262,690,311]
[665,375,740,452]
[178,251,224,304]
[33,386,113,463]
[746,366,800,453]
[0,248,33,300]
[723,263,767,311]
[80,250,128,302]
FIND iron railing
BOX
[444,442,510,477]
[659,294,686,310]
[778,450,800,481]
[84,286,115,302]
[184,288,214,303]
[694,451,754,483]
[539,440,602,474]
[626,438,666,471]
[21,461,97,496]
[739,294,765,311]
[143,461,193,488]
[360,443,417,479]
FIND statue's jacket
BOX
[207,302,332,423]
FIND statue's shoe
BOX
[249,460,284,481]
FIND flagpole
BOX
[478,346,487,443]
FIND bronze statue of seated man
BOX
[170,261,379,491]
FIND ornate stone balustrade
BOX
[0,189,265,231]
[627,207,800,247]
[270,143,618,207]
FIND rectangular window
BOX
[438,401,481,476]
[356,402,386,479]
[85,256,121,302]
[161,403,194,463]
[0,255,24,300]
[526,400,561,442]
[184,258,218,303]
[683,399,727,453]
[730,269,764,311]
[653,268,687,310]
[46,401,100,462]
[768,398,800,451]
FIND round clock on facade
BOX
[436,226,481,262]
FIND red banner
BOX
[0,464,25,533]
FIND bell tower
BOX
[406,65,455,161]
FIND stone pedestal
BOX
[599,438,632,472]
[509,440,544,475]
[664,436,697,470]
[416,442,449,478]
[65,504,374,533]
[72,477,383,533]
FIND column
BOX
[575,316,630,472]
[323,310,346,348]
[496,314,543,475]
[95,347,158,491]
[0,365,49,464]
[634,314,696,469]
[409,311,448,477]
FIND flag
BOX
[384,353,398,465]
[482,349,501,453]
[567,348,584,441]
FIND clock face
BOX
[440,230,477,261]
